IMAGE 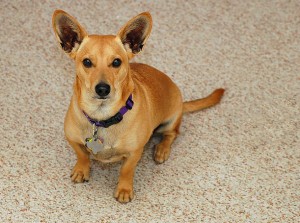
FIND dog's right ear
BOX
[52,10,87,59]
[117,12,152,59]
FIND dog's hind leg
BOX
[154,114,182,164]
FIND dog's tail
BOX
[183,88,225,113]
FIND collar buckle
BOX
[83,94,133,129]
[101,112,123,128]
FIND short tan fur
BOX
[52,10,225,203]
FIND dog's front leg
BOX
[68,139,91,183]
[114,149,143,203]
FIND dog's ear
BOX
[52,10,87,59]
[117,12,152,59]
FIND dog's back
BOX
[130,63,183,125]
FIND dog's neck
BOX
[83,94,134,128]
[73,69,135,122]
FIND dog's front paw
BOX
[114,184,134,203]
[154,144,171,164]
[70,161,90,183]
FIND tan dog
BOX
[52,10,224,203]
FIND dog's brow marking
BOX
[103,45,116,57]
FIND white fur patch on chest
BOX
[82,125,122,162]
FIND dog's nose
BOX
[95,82,110,97]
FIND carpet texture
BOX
[0,0,299,222]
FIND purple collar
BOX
[83,94,134,128]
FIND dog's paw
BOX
[154,144,171,164]
[114,184,134,203]
[70,162,90,183]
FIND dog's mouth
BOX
[93,96,109,100]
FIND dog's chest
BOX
[82,125,123,162]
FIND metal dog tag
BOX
[85,138,104,154]
[85,124,104,154]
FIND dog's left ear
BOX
[52,10,88,59]
[117,12,152,59]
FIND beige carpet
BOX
[1,0,299,222]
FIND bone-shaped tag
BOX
[85,138,104,154]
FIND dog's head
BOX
[52,10,152,111]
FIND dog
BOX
[52,10,224,203]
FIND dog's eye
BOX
[83,58,92,68]
[112,58,122,68]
